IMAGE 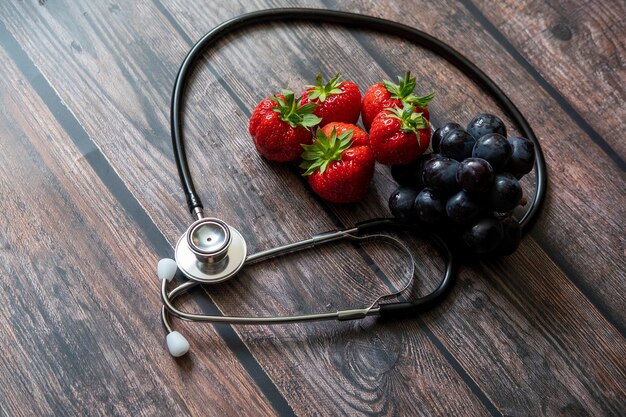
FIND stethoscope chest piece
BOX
[175,217,247,283]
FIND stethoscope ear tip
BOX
[166,331,190,357]
[157,258,177,282]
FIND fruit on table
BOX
[456,157,495,193]
[472,133,512,171]
[415,188,446,224]
[249,90,321,162]
[387,112,535,257]
[362,71,434,130]
[390,154,433,189]
[497,217,522,255]
[320,122,369,147]
[388,186,420,222]
[467,113,507,140]
[506,136,536,178]
[432,122,462,153]
[439,129,476,161]
[422,156,460,196]
[446,190,484,224]
[300,73,361,125]
[300,128,374,203]
[369,104,431,165]
[490,173,522,212]
[463,217,504,254]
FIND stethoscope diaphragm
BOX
[175,218,247,283]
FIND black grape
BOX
[388,187,419,222]
[390,154,432,189]
[386,112,530,258]
[432,122,462,153]
[467,113,507,140]
[463,217,504,254]
[439,129,476,161]
[422,156,460,196]
[490,173,522,212]
[414,188,446,224]
[496,217,522,256]
[472,133,512,171]
[506,136,535,178]
[446,190,484,224]
[456,158,494,193]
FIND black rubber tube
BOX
[170,8,548,319]
[355,218,456,319]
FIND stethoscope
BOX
[158,9,547,357]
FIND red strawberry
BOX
[301,128,374,203]
[300,73,361,125]
[370,104,431,165]
[320,122,369,147]
[249,90,321,162]
[362,71,435,131]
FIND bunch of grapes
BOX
[388,113,535,256]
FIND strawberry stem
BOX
[306,73,344,102]
[382,71,416,101]
[382,72,436,109]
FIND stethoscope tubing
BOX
[164,8,547,333]
[161,219,455,330]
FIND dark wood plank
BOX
[470,0,626,162]
[0,41,278,417]
[159,0,626,415]
[3,0,624,416]
[0,1,495,416]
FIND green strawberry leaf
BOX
[406,91,436,108]
[300,114,323,127]
[300,127,354,176]
[306,73,344,103]
[383,71,417,100]
[298,102,318,114]
[386,103,428,138]
[271,89,322,129]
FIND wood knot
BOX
[70,40,83,53]
[551,23,573,41]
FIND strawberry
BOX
[369,104,431,165]
[361,71,435,131]
[320,122,369,147]
[300,128,374,203]
[249,90,321,162]
[300,73,361,125]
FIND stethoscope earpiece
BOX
[157,260,191,356]
[166,331,190,357]
[157,258,177,282]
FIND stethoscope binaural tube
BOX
[161,220,454,328]
[162,8,548,356]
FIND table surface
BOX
[1,1,624,416]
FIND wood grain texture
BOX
[0,46,277,416]
[1,0,624,416]
[471,0,626,161]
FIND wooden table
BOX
[1,1,624,416]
